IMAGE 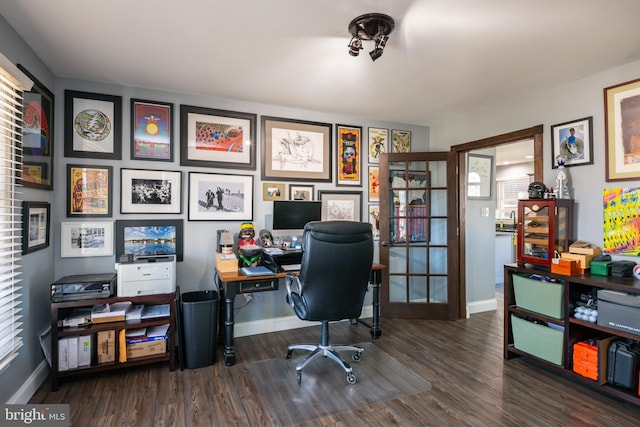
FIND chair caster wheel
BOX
[296,371,302,385]
[350,318,358,325]
[346,373,356,384]
[352,351,362,361]
[286,350,293,359]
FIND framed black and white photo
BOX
[60,221,113,258]
[120,168,182,214]
[318,190,362,222]
[64,90,122,160]
[290,184,314,201]
[188,172,253,221]
[22,201,50,255]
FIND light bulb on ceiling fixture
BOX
[348,36,363,57]
[347,13,394,62]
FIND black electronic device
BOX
[272,200,322,230]
[51,272,116,302]
[261,249,303,272]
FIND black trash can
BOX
[181,290,219,369]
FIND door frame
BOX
[450,125,543,318]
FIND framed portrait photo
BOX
[336,124,363,186]
[180,105,256,170]
[290,184,314,201]
[368,127,388,164]
[604,78,640,181]
[188,172,253,221]
[17,64,54,190]
[467,154,493,199]
[60,221,113,258]
[64,90,122,160]
[261,116,332,182]
[391,129,411,153]
[262,182,285,201]
[120,168,182,214]
[551,117,593,168]
[22,201,50,255]
[67,164,113,217]
[318,190,362,222]
[130,99,174,161]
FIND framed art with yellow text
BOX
[67,164,113,217]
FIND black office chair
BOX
[285,220,374,384]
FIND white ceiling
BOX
[2,1,640,126]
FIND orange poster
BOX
[69,166,111,216]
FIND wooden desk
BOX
[215,264,385,366]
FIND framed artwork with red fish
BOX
[180,105,256,170]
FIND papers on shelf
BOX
[140,304,170,319]
[91,302,132,323]
[125,304,144,321]
[241,266,276,276]
[62,307,92,327]
[126,324,169,344]
[262,247,284,256]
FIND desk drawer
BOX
[239,278,278,293]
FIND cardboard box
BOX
[97,330,115,364]
[569,241,602,256]
[215,252,238,273]
[126,338,167,360]
[561,252,594,271]
[551,258,579,276]
[596,290,640,335]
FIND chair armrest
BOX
[285,273,301,309]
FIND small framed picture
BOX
[180,105,256,170]
[368,127,388,163]
[368,204,380,240]
[120,168,182,214]
[318,190,363,222]
[188,172,253,221]
[467,154,493,199]
[64,90,122,160]
[368,166,380,202]
[130,99,174,161]
[551,117,593,168]
[67,164,113,217]
[391,129,411,153]
[22,201,50,255]
[604,78,640,181]
[289,184,314,201]
[60,221,114,258]
[336,124,363,186]
[262,182,285,201]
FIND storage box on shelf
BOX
[50,292,177,391]
[504,263,640,406]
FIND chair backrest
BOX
[297,220,374,321]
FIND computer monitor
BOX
[272,200,322,231]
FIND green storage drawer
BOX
[512,274,564,319]
[511,314,564,365]
[590,260,611,276]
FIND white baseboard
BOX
[235,305,374,337]
[9,360,49,404]
[466,298,497,318]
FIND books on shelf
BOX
[90,301,132,324]
[126,324,169,344]
[140,304,170,320]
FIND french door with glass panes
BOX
[379,152,459,319]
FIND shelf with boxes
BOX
[504,263,640,406]
[50,292,176,391]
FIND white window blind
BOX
[0,53,31,373]
[496,177,530,219]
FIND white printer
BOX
[115,256,176,297]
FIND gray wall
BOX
[431,60,640,312]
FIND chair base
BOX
[286,343,363,384]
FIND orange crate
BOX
[573,359,598,381]
[551,258,579,275]
[572,341,598,381]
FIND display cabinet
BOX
[516,198,574,267]
[504,263,640,407]
[50,292,176,391]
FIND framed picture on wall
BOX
[67,164,113,217]
[336,124,362,186]
[368,166,380,202]
[261,116,332,182]
[188,172,253,221]
[130,99,174,161]
[368,204,380,240]
[17,64,54,190]
[604,78,640,181]
[551,116,593,168]
[64,90,122,160]
[22,201,50,255]
[368,127,388,164]
[318,190,362,222]
[262,182,285,201]
[289,184,314,201]
[180,105,256,170]
[467,154,493,199]
[120,168,182,214]
[391,129,411,153]
[60,221,114,258]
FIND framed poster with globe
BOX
[64,90,122,160]
[130,99,174,161]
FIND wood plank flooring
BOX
[30,290,640,426]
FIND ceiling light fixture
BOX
[348,13,395,62]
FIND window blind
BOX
[0,53,31,373]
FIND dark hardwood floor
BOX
[30,289,640,426]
